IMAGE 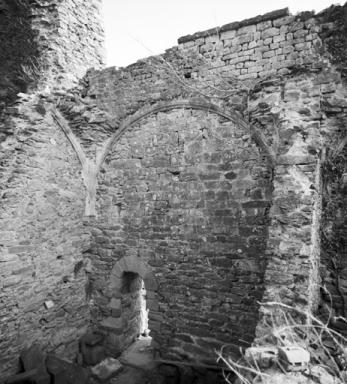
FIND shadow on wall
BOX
[0,0,40,113]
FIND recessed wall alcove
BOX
[93,107,273,364]
[99,255,158,355]
[121,271,148,346]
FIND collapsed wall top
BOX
[0,0,105,102]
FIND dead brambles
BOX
[217,301,347,384]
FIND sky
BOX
[101,0,343,68]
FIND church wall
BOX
[0,1,346,377]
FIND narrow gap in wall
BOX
[121,272,150,349]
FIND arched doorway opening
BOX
[121,271,149,347]
[103,255,159,357]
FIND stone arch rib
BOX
[96,99,275,172]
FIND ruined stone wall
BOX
[0,0,105,377]
[177,8,322,80]
[321,144,347,327]
[0,0,39,112]
[0,95,91,376]
[0,0,104,111]
[318,2,347,326]
[29,0,105,89]
[0,1,346,377]
[75,3,347,363]
[315,3,347,331]
[90,108,272,363]
[87,6,323,113]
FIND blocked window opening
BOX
[121,271,149,347]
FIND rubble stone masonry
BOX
[0,0,104,375]
[0,0,347,377]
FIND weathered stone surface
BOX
[80,332,105,366]
[101,317,123,332]
[278,346,310,371]
[0,94,92,377]
[46,355,90,384]
[21,344,50,384]
[91,357,123,380]
[1,0,347,379]
[87,102,272,363]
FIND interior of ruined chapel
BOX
[0,0,347,383]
